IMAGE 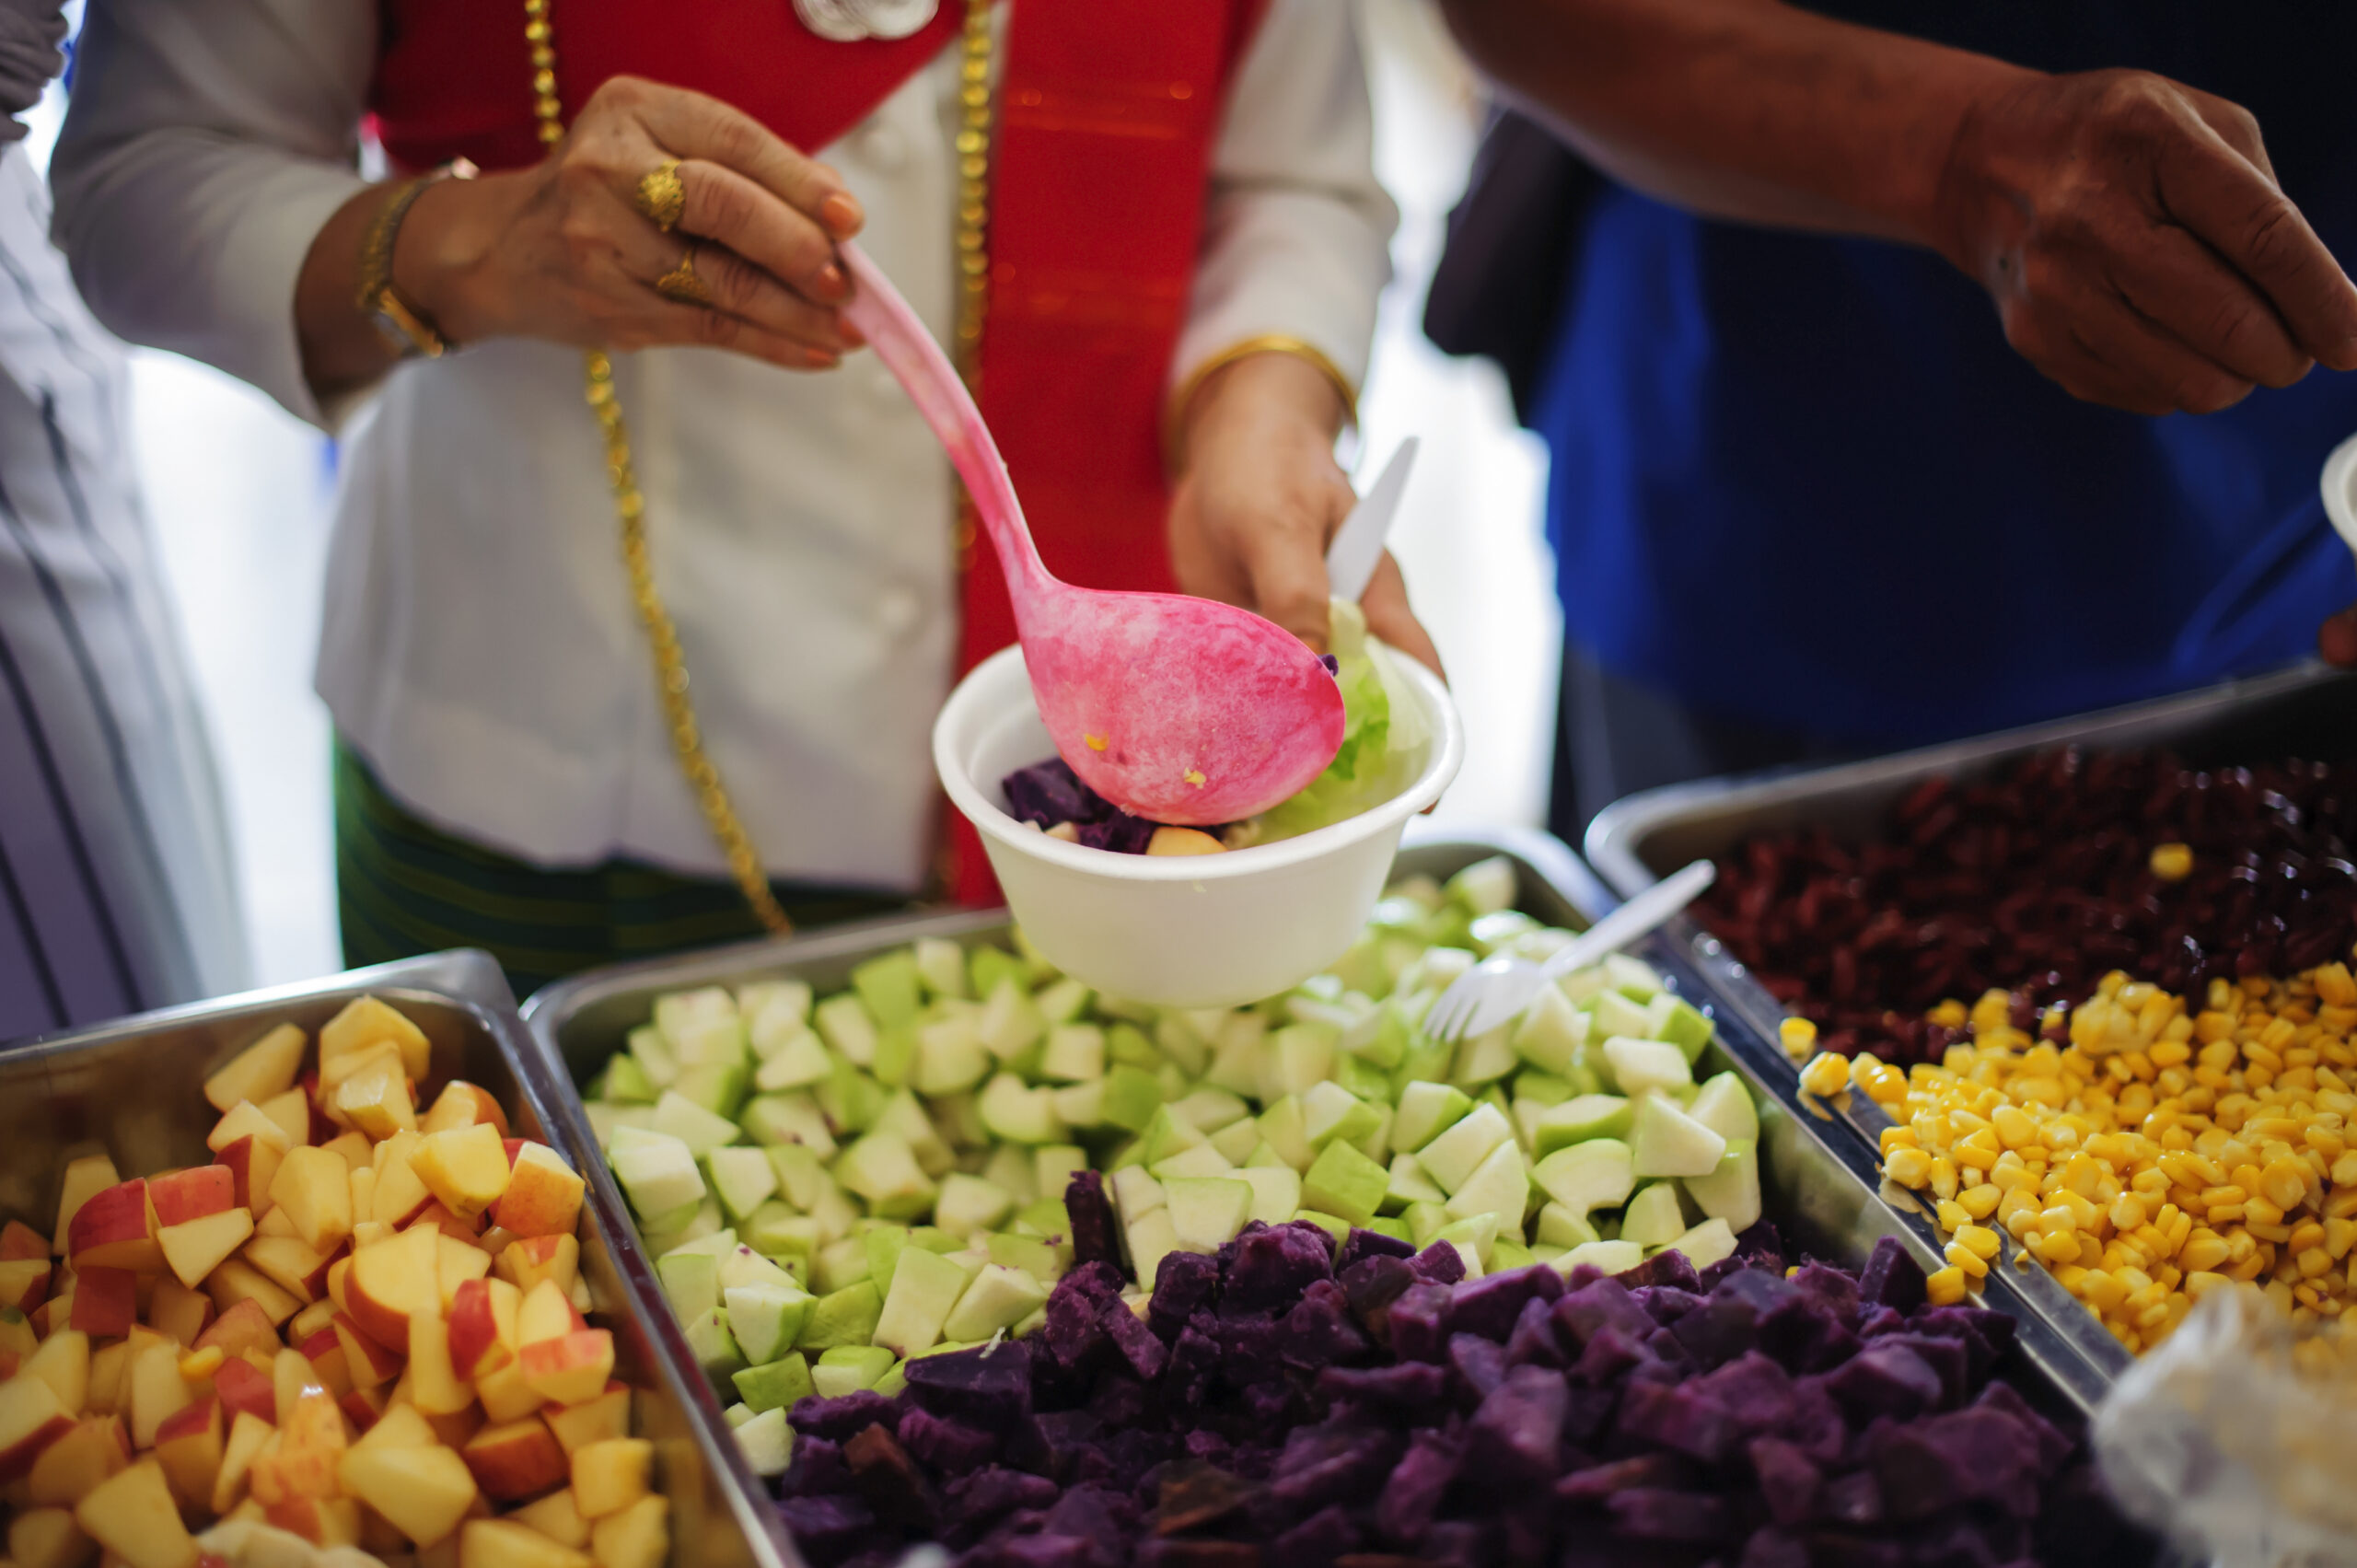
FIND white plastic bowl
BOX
[935,643,1465,1007]
[2322,431,2357,556]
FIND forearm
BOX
[1438,0,2033,250]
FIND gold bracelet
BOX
[355,161,474,358]
[1164,333,1360,470]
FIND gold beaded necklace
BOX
[519,0,999,931]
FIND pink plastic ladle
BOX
[838,243,1345,825]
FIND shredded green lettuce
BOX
[1248,599,1426,843]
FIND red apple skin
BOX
[152,1396,217,1447]
[502,1139,525,1168]
[69,1266,135,1338]
[1,1219,46,1260]
[0,1258,52,1311]
[149,1167,236,1228]
[65,1181,154,1270]
[0,1406,72,1482]
[213,1355,277,1425]
[331,1313,404,1386]
[445,1279,511,1380]
[215,1136,272,1211]
[300,1071,339,1144]
[460,1418,568,1501]
[193,1297,281,1364]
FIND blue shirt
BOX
[1533,3,2357,746]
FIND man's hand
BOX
[2323,604,2357,666]
[1166,352,1443,676]
[1934,70,2357,416]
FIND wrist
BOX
[1172,344,1351,474]
[1920,64,2047,273]
[392,171,527,347]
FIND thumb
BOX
[1240,505,1341,656]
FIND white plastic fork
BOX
[1423,859,1718,1041]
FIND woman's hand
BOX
[297,75,864,398]
[1166,352,1443,676]
[2324,604,2357,667]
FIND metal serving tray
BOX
[524,819,2114,1481]
[1580,662,2357,1409]
[0,950,780,1568]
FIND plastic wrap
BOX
[2095,1284,2357,1568]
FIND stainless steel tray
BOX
[1580,662,2357,1410]
[0,950,784,1568]
[1585,659,2357,899]
[522,823,2116,1441]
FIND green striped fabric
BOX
[333,740,905,998]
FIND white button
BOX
[857,121,907,172]
[875,587,922,636]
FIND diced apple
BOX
[68,1267,135,1340]
[262,1494,364,1549]
[329,1312,404,1391]
[322,995,432,1084]
[340,1436,480,1548]
[208,1356,275,1427]
[541,1385,630,1456]
[204,1023,308,1112]
[210,1409,275,1516]
[408,1310,475,1415]
[332,1050,418,1141]
[203,1260,300,1327]
[215,1138,286,1226]
[498,1234,580,1299]
[24,1415,126,1505]
[267,1145,355,1253]
[2,1217,47,1258]
[319,1127,376,1174]
[147,1167,234,1229]
[461,1517,593,1568]
[474,1354,545,1425]
[344,1223,442,1349]
[157,1208,254,1291]
[517,1330,614,1407]
[52,1155,122,1255]
[258,1086,313,1150]
[461,1417,568,1502]
[193,1297,280,1363]
[517,1279,578,1346]
[510,1486,590,1549]
[0,1256,52,1311]
[447,1278,512,1380]
[66,1181,159,1273]
[491,1143,584,1238]
[412,1123,512,1222]
[19,1329,89,1416]
[372,1130,434,1226]
[588,1493,668,1568]
[246,1385,345,1504]
[72,1458,195,1568]
[147,1277,214,1347]
[567,1436,650,1520]
[423,1081,513,1140]
[206,1101,291,1156]
[126,1341,193,1448]
[436,1233,494,1311]
[8,1505,93,1568]
[150,1397,223,1507]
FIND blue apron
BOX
[1534,2,2357,747]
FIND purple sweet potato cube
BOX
[1820,1342,1943,1422]
[1856,1236,1928,1314]
[1756,1293,1862,1376]
[1387,1281,1456,1364]
[773,1494,876,1561]
[1149,1249,1223,1342]
[1222,1222,1335,1313]
[1608,1488,1732,1544]
[1504,1295,1567,1368]
[1271,1503,1362,1566]
[1314,1361,1450,1416]
[1817,1469,1882,1526]
[1554,1452,1696,1504]
[1099,1297,1169,1380]
[1554,1275,1655,1347]
[1336,1226,1418,1275]
[1971,1381,2074,1470]
[1443,1262,1563,1342]
[1571,1324,1652,1387]
[903,1340,1034,1426]
[1875,1331,1968,1409]
[1789,1261,1862,1326]
[1739,1526,1810,1568]
[1064,1173,1123,1269]
[1406,1240,1468,1286]
[1374,1429,1463,1548]
[1044,1282,1109,1371]
[1279,1280,1371,1370]
[1466,1364,1570,1487]
[1449,1332,1508,1400]
[788,1390,901,1443]
[1338,1254,1416,1344]
[1620,1248,1701,1292]
[1690,1350,1796,1434]
[896,1406,998,1473]
[1002,757,1100,829]
[1616,1378,1738,1463]
[1747,1436,1822,1527]
[1867,1406,2040,1521]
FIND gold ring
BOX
[635,157,686,232]
[655,243,713,307]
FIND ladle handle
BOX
[837,243,1047,588]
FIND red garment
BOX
[370,0,1266,905]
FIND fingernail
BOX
[837,319,865,348]
[816,265,845,299]
[821,193,862,236]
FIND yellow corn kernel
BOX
[1957,1183,2003,1220]
[1952,1223,2002,1260]
[1924,1265,1969,1307]
[1879,1126,1920,1156]
[2298,1246,2335,1279]
[2034,1228,2081,1265]
[2077,1272,2131,1312]
[1885,1147,1934,1189]
[2179,1233,2232,1272]
[1945,1240,1990,1279]
[1799,1051,1850,1098]
[1927,999,1968,1030]
[2108,1192,2149,1232]
[2288,1221,2326,1255]
[2325,1218,2357,1260]
[1780,1016,1819,1063]
[1935,1200,1972,1234]
[1929,1157,1960,1202]
[2261,1156,2311,1212]
[1991,1105,2040,1149]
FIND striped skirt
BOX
[332,740,906,1001]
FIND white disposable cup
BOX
[934,644,1465,1007]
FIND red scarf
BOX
[371,0,1266,905]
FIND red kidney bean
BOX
[1697,747,2357,1063]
